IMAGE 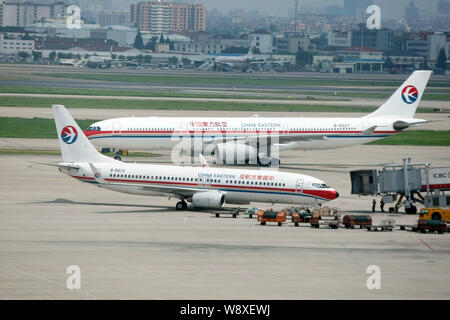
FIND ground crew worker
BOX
[372,199,376,212]
[380,199,385,213]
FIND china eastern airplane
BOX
[52,105,338,210]
[84,71,431,165]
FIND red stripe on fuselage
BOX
[70,175,336,200]
[84,129,400,138]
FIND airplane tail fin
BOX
[364,70,431,119]
[248,46,253,57]
[52,104,117,163]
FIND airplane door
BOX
[282,122,289,134]
[363,121,370,131]
[198,175,211,188]
[295,179,304,193]
[112,122,121,136]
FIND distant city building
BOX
[437,0,450,15]
[25,22,138,47]
[405,1,419,27]
[328,30,352,47]
[130,1,206,35]
[0,34,34,54]
[0,0,68,27]
[343,0,371,19]
[338,46,384,72]
[406,32,447,63]
[384,51,424,69]
[276,35,312,54]
[35,37,119,52]
[351,26,394,52]
[97,11,129,27]
[249,30,273,54]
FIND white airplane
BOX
[213,47,254,69]
[52,105,339,210]
[85,71,432,165]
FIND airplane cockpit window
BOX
[86,126,101,131]
[312,183,329,189]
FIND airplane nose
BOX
[335,191,339,199]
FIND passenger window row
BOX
[108,173,286,187]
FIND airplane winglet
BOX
[198,154,209,167]
[359,125,377,135]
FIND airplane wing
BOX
[34,162,81,170]
[89,163,213,199]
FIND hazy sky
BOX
[202,0,440,19]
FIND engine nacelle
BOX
[214,142,258,164]
[192,191,226,209]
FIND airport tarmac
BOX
[1,145,449,299]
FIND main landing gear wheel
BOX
[257,157,280,167]
[176,201,188,211]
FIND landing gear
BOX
[114,150,122,161]
[257,156,280,167]
[405,205,417,214]
[176,201,188,211]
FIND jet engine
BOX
[192,191,226,209]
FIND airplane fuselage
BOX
[62,161,338,206]
[85,116,402,151]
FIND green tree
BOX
[145,36,158,51]
[436,47,447,71]
[111,54,117,59]
[49,51,56,61]
[18,51,29,60]
[295,48,313,69]
[32,50,41,62]
[144,55,152,63]
[384,56,394,70]
[133,30,144,50]
[118,55,125,60]
[159,33,165,44]
[169,56,178,65]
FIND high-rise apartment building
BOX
[130,1,206,34]
[0,0,68,27]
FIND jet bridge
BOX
[350,158,450,213]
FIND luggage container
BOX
[291,212,313,226]
[367,219,395,231]
[417,220,447,234]
[343,215,372,229]
[257,210,286,226]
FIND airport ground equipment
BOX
[350,158,450,214]
[291,211,314,226]
[417,220,447,234]
[419,207,450,223]
[312,206,340,218]
[257,210,286,226]
[343,215,372,229]
[211,207,243,218]
[309,213,340,229]
[245,207,260,219]
[366,218,395,231]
